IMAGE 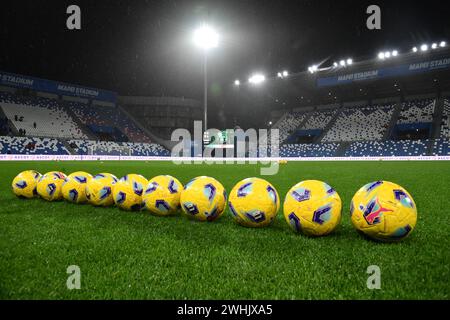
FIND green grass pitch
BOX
[0,160,449,299]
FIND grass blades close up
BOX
[0,160,449,299]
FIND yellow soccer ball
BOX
[180,176,227,222]
[118,174,148,194]
[350,181,417,242]
[113,174,149,211]
[12,170,42,198]
[85,173,118,207]
[283,180,342,236]
[142,175,183,216]
[36,171,67,201]
[62,171,93,203]
[228,177,280,228]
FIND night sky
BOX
[1,0,449,100]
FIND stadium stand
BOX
[285,109,338,143]
[322,104,394,142]
[0,93,87,139]
[67,102,153,143]
[397,99,435,124]
[302,110,337,130]
[432,138,450,156]
[0,83,448,159]
[274,111,307,142]
[344,139,430,157]
[0,136,69,155]
[439,98,450,138]
[0,117,9,135]
[280,142,340,157]
[68,139,169,157]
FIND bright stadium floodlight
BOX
[440,41,446,47]
[249,73,265,84]
[339,60,346,66]
[420,44,428,51]
[277,70,289,79]
[192,24,219,132]
[308,65,316,73]
[392,50,398,57]
[193,25,219,50]
[234,79,240,86]
[378,52,385,60]
[412,47,418,53]
[432,43,438,49]
[346,58,353,65]
[384,51,391,58]
[333,62,338,68]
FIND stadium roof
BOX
[226,47,450,111]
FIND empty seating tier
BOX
[397,99,435,124]
[439,98,450,138]
[0,93,87,139]
[322,104,394,142]
[67,102,152,143]
[280,143,340,157]
[68,139,169,157]
[0,136,69,155]
[344,140,430,157]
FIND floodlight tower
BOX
[193,24,219,131]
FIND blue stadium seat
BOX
[344,140,430,157]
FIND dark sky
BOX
[1,0,449,100]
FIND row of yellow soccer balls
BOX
[12,170,418,241]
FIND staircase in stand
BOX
[60,102,97,140]
[0,105,19,135]
[383,102,402,140]
[334,141,351,157]
[116,104,171,150]
[431,98,444,140]
[60,138,76,155]
[283,111,312,144]
[317,108,342,143]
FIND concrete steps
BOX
[317,109,342,143]
[116,105,172,150]
[335,141,351,157]
[283,111,312,144]
[383,102,402,140]
[62,139,76,155]
[431,98,444,139]
[60,102,97,140]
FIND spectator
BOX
[14,115,18,121]
[33,122,37,129]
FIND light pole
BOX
[193,24,218,132]
[203,52,208,131]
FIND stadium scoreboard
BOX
[203,130,234,149]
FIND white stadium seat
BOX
[322,104,394,142]
[0,93,87,139]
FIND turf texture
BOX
[0,160,449,299]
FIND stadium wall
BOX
[118,96,201,108]
[342,100,368,108]
[372,96,400,104]
[62,95,89,104]
[36,91,59,100]
[316,103,339,110]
